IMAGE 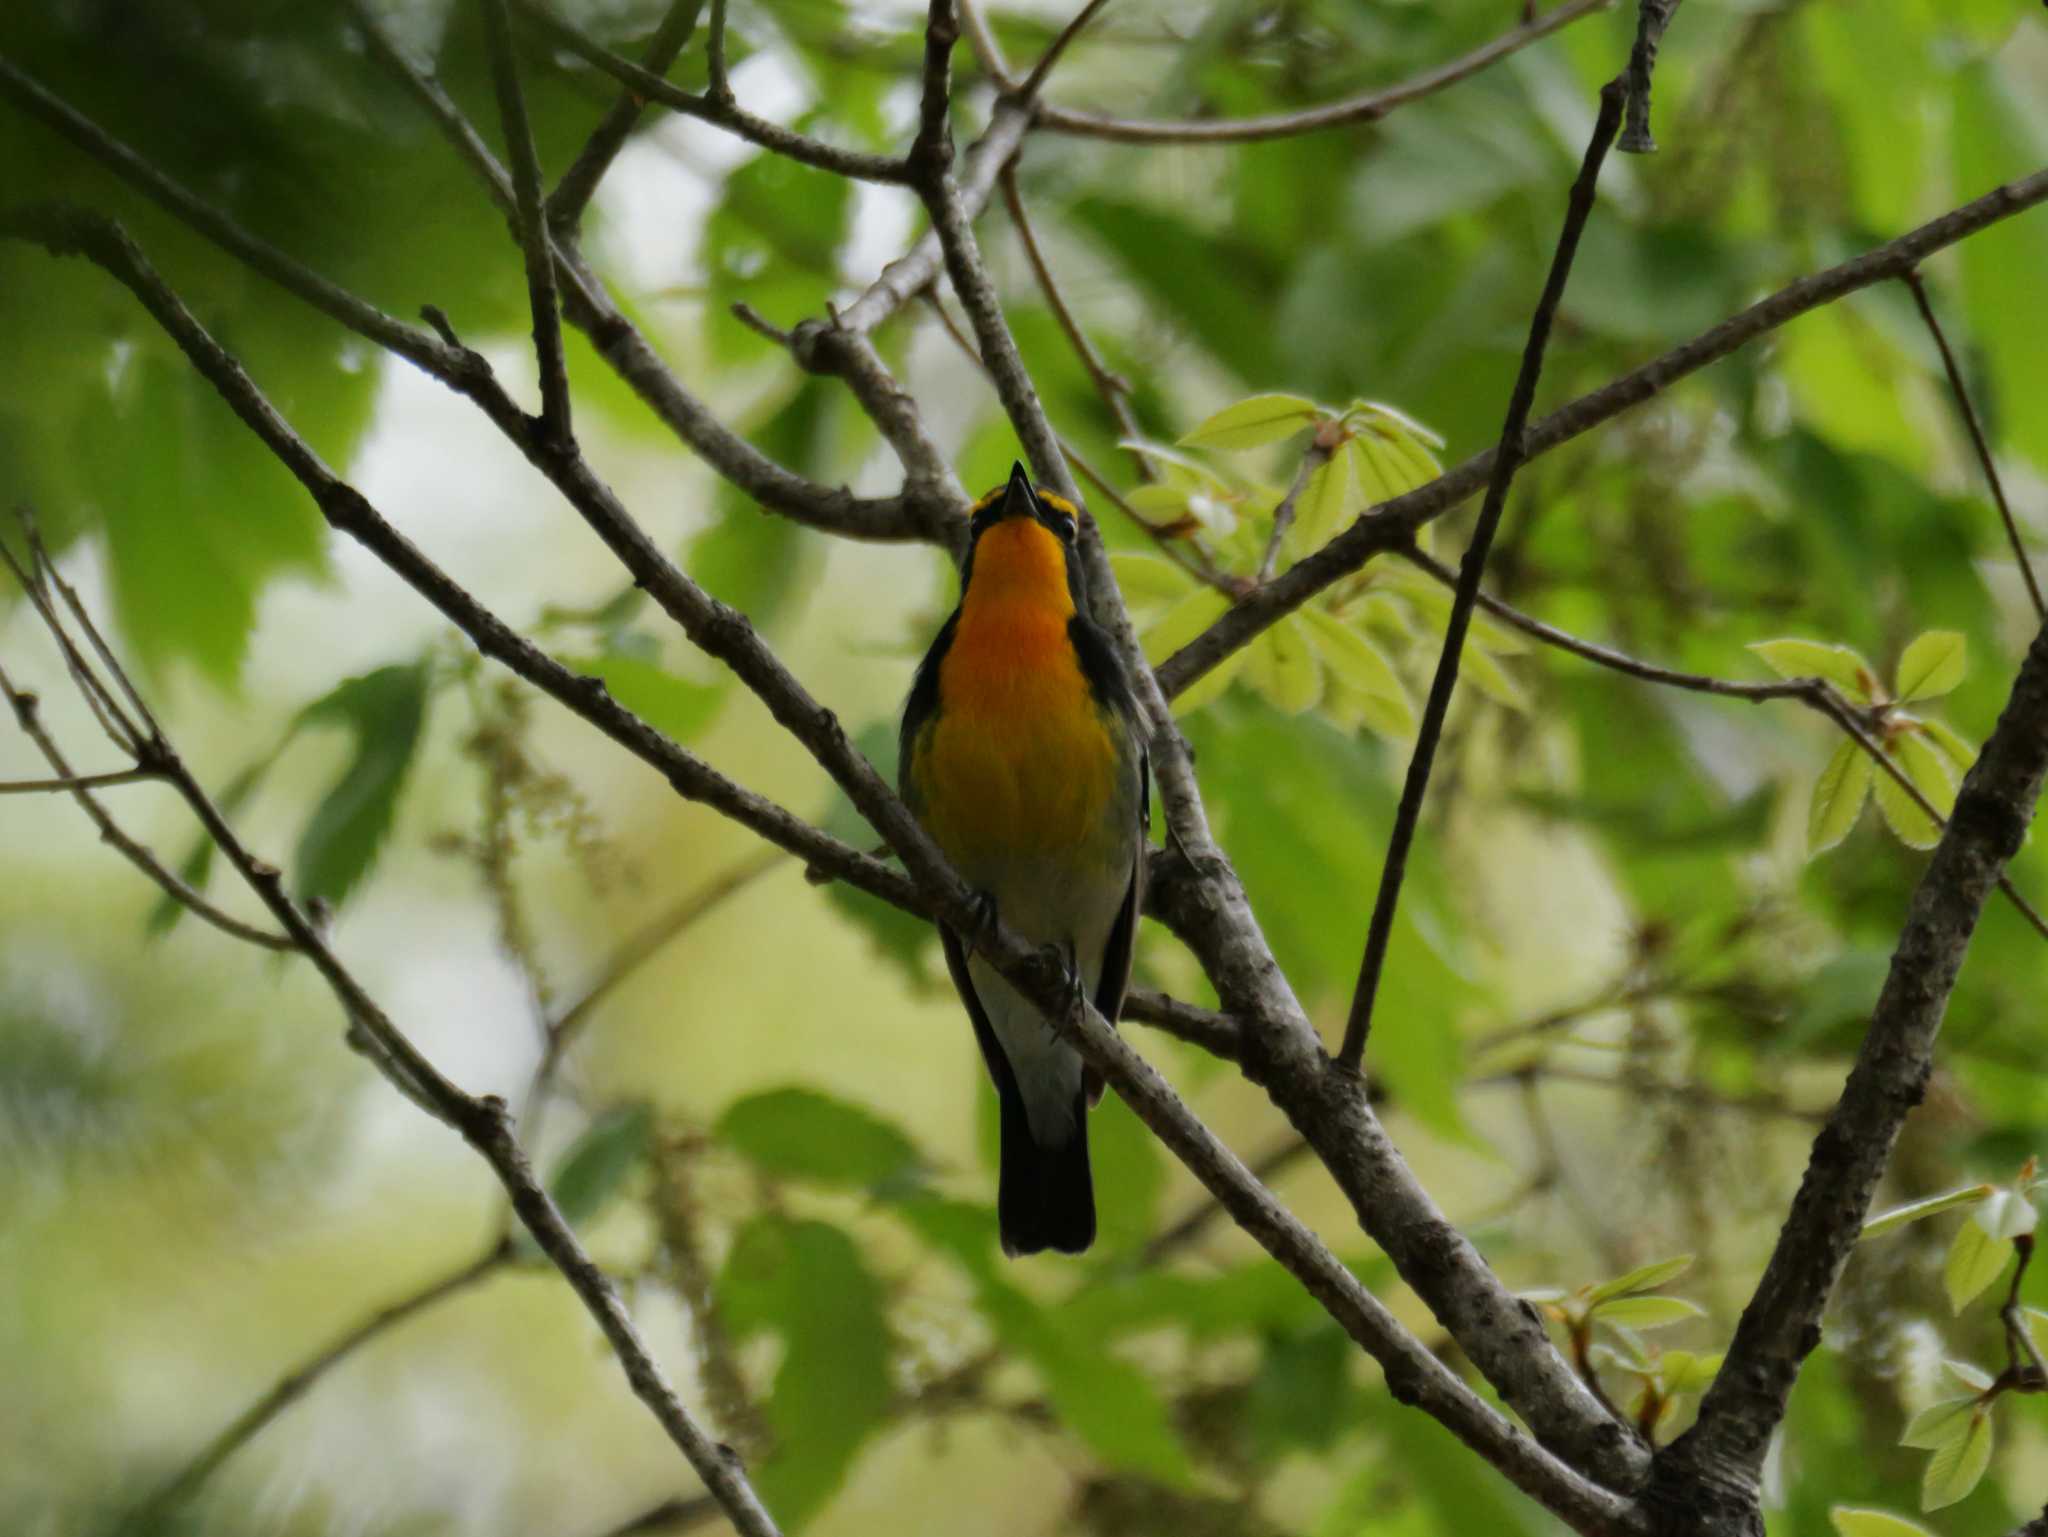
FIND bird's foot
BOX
[1044,940,1086,1016]
[965,889,999,953]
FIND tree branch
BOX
[1155,165,2048,701]
[0,765,160,794]
[1903,267,2046,623]
[548,0,709,231]
[513,0,912,184]
[1618,0,1684,154]
[998,167,1154,483]
[1029,0,1608,144]
[134,1242,511,1521]
[0,431,785,1537]
[1339,76,1624,1072]
[0,52,926,548]
[482,0,574,444]
[1396,544,2048,944]
[1650,613,2048,1527]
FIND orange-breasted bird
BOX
[900,463,1149,1256]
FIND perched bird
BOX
[900,463,1149,1256]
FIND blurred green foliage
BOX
[5,1,2048,1535]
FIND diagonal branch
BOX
[1903,267,2046,623]
[513,0,912,184]
[481,0,573,444]
[0,395,784,1537]
[911,3,1644,1494]
[1030,0,1608,144]
[135,1242,511,1521]
[1155,165,2048,700]
[1397,544,2048,943]
[0,52,927,546]
[0,657,292,951]
[1650,612,2048,1527]
[548,0,709,232]
[1341,76,1623,1071]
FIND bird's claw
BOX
[966,889,999,952]
[1045,941,1086,1015]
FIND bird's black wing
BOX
[898,608,959,809]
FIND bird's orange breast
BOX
[910,519,1120,871]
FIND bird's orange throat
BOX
[916,517,1118,865]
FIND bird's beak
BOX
[1005,461,1035,518]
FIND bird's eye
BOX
[1051,513,1077,543]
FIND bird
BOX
[899,462,1149,1256]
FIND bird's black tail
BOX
[997,1090,1094,1256]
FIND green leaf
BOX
[1108,553,1199,610]
[1901,1396,1979,1450]
[1179,393,1319,451]
[1661,1350,1722,1395]
[1943,1359,1996,1394]
[1140,586,1233,668]
[715,1087,924,1193]
[1832,1507,1939,1537]
[1874,749,1943,851]
[1920,1404,1993,1511]
[1592,1295,1707,1330]
[720,1215,893,1527]
[291,662,430,907]
[1460,640,1528,711]
[547,1103,654,1231]
[1809,739,1874,855]
[1895,731,1959,817]
[1749,638,1880,702]
[1585,1254,1694,1306]
[1244,617,1323,715]
[565,651,725,744]
[1920,717,1978,774]
[1285,447,1354,558]
[1861,1183,1995,1240]
[1894,631,1967,702]
[1247,1326,1354,1461]
[1302,610,1412,715]
[1944,1216,2011,1314]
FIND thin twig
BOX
[0,655,293,950]
[1903,268,2046,622]
[3,493,784,1537]
[705,0,732,102]
[482,0,574,444]
[1155,165,2048,705]
[954,0,1017,88]
[0,765,159,794]
[134,1242,511,1522]
[919,288,1228,590]
[549,0,710,231]
[998,167,1154,483]
[1396,544,2048,943]
[1030,0,1608,143]
[1338,77,1625,1072]
[590,1495,725,1537]
[514,0,911,184]
[524,850,786,1129]
[1018,0,1114,102]
[1259,439,1332,583]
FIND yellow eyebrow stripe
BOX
[1036,491,1079,518]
